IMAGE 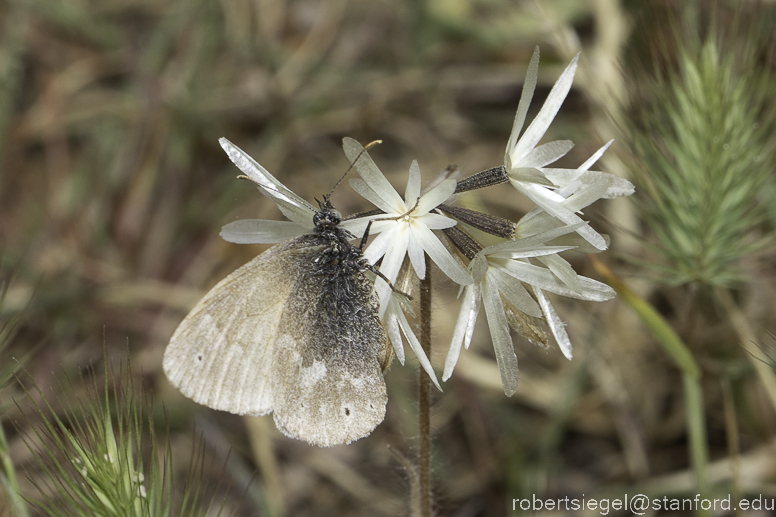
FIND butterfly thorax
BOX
[310,206,367,278]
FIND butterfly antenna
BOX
[324,140,382,202]
[237,175,283,194]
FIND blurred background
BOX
[1,0,776,515]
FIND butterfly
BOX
[163,139,391,447]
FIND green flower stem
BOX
[591,257,710,500]
[682,376,710,498]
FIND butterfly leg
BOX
[356,218,412,300]
[364,262,412,301]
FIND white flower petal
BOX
[537,254,583,293]
[539,168,586,188]
[481,277,519,395]
[462,300,480,352]
[349,178,398,214]
[579,139,613,171]
[515,210,561,238]
[375,229,411,315]
[538,141,618,193]
[413,224,473,285]
[220,138,316,213]
[407,230,427,279]
[497,260,615,301]
[266,193,316,228]
[509,167,555,186]
[487,266,542,317]
[513,180,607,250]
[563,180,614,213]
[443,284,481,381]
[542,229,610,253]
[515,179,572,206]
[488,223,586,254]
[505,46,540,169]
[557,180,582,201]
[519,209,591,238]
[533,287,572,360]
[519,172,634,223]
[516,216,612,253]
[363,224,398,264]
[416,212,458,230]
[471,253,489,282]
[343,137,406,212]
[368,219,399,233]
[488,245,576,260]
[488,223,585,253]
[405,160,421,205]
[520,140,574,169]
[378,228,410,282]
[220,220,308,244]
[385,304,406,365]
[509,53,580,166]
[414,178,457,214]
[339,217,371,239]
[596,173,635,198]
[566,171,636,208]
[391,297,441,391]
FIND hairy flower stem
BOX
[419,255,432,517]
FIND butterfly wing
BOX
[271,253,388,447]
[163,239,301,415]
[165,233,389,446]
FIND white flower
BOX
[516,140,635,241]
[217,137,366,243]
[342,138,473,314]
[443,224,615,395]
[505,47,613,251]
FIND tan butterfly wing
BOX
[164,234,389,446]
[163,240,298,415]
[271,260,388,447]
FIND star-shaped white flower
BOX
[504,47,612,251]
[443,224,615,395]
[343,138,473,314]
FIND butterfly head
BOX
[313,197,342,229]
